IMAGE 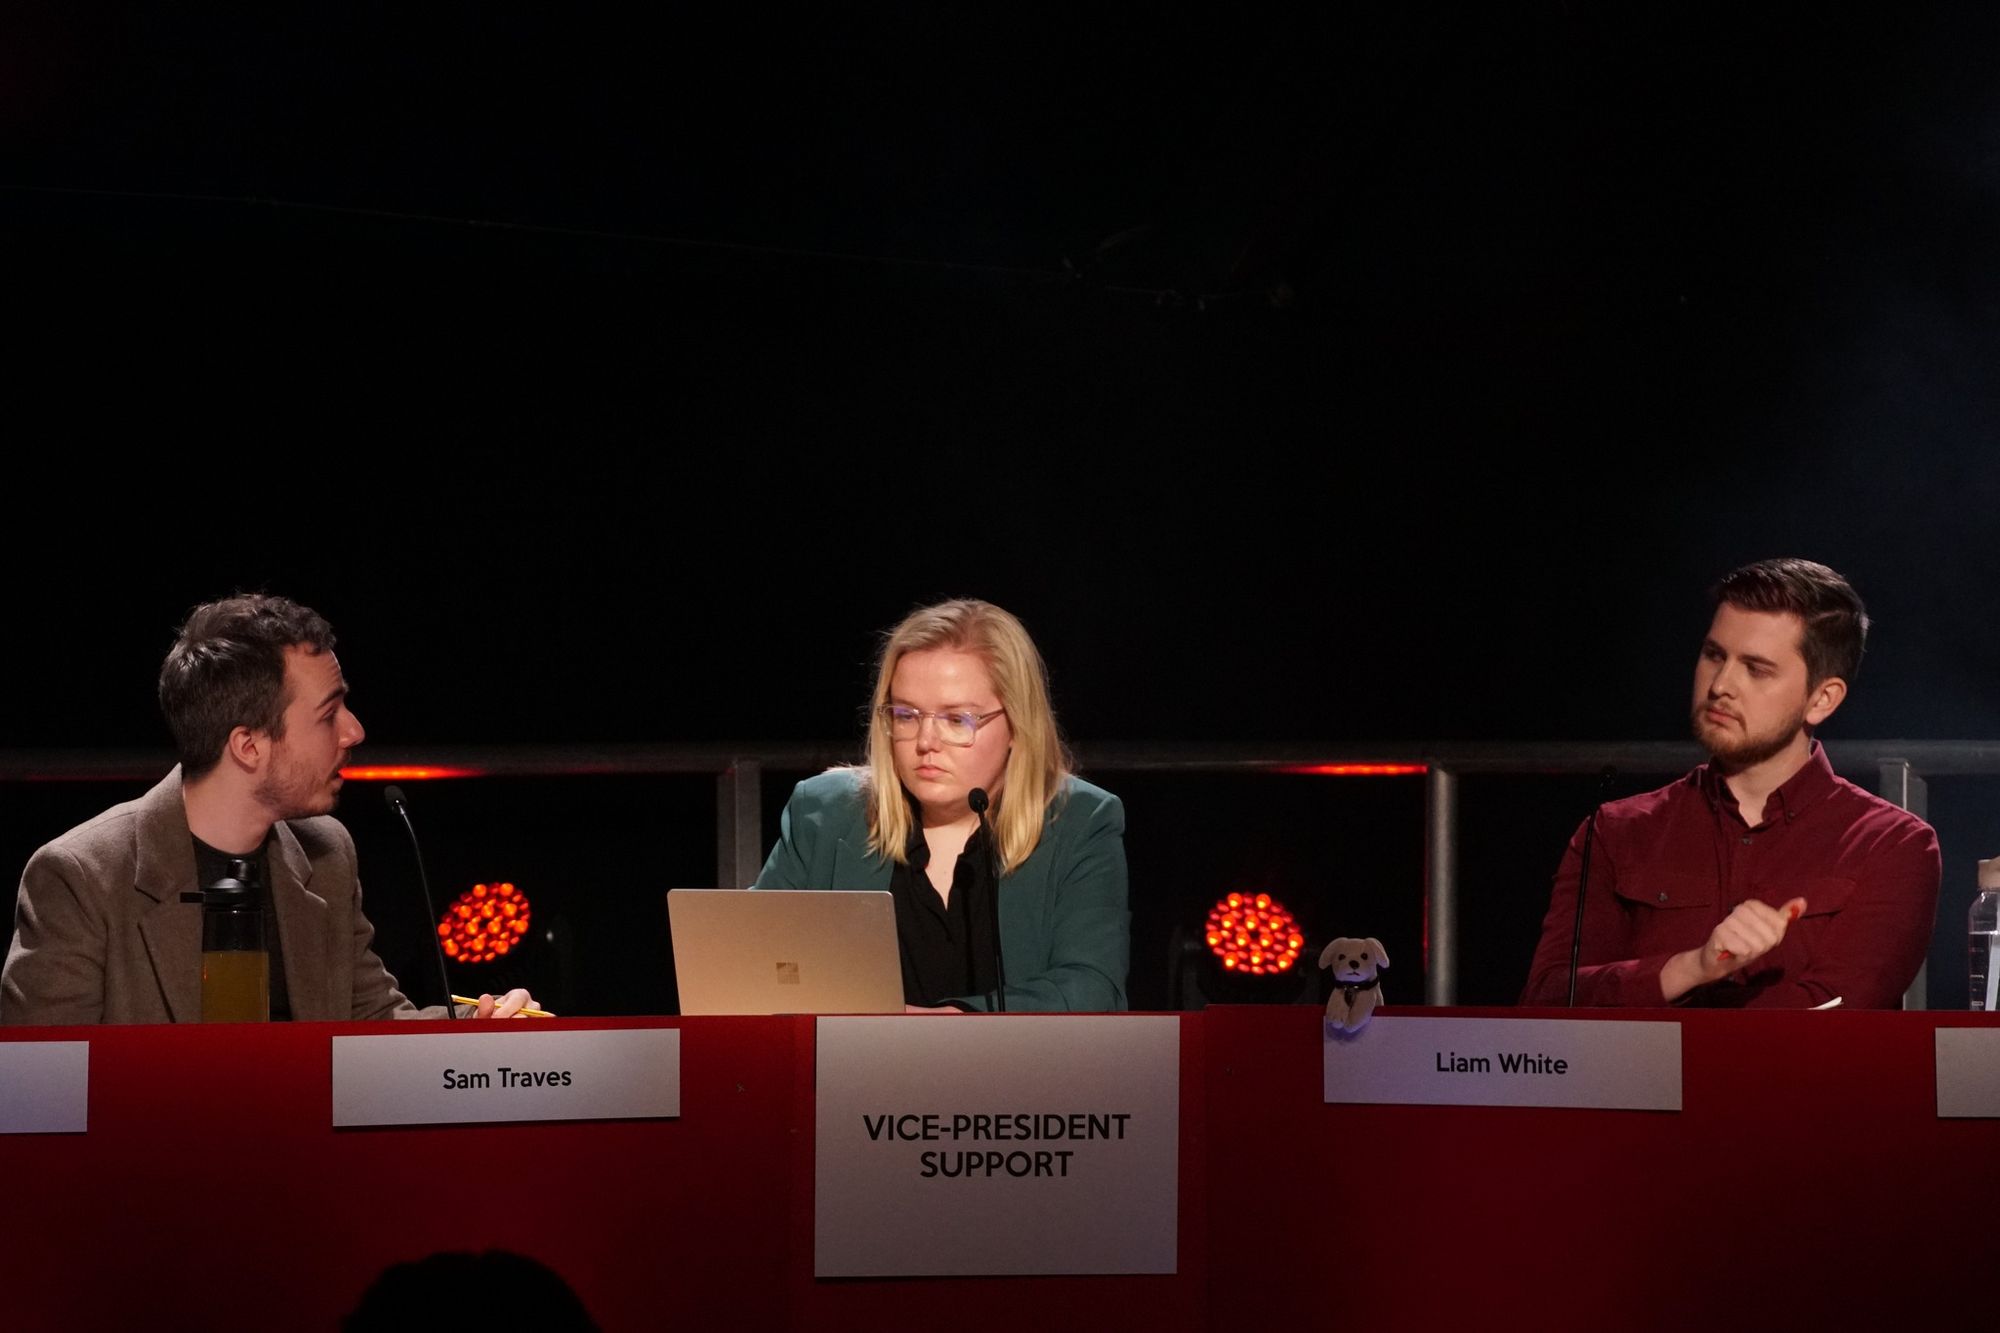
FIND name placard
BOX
[1324,1015,1681,1111]
[332,1027,680,1127]
[1936,1028,2000,1118]
[0,1041,88,1134]
[815,1015,1179,1277]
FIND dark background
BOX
[2,6,1997,1012]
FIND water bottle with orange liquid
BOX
[180,858,269,1022]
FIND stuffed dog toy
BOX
[1318,936,1388,1032]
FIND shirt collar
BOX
[900,788,929,862]
[898,786,990,862]
[1698,739,1836,824]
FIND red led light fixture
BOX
[439,882,532,964]
[1205,891,1305,975]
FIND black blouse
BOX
[888,808,1001,1008]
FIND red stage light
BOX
[340,766,486,781]
[1204,892,1303,976]
[1277,764,1428,776]
[438,882,532,964]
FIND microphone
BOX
[1565,766,1619,1007]
[968,788,1007,1013]
[384,785,459,1019]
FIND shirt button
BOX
[1657,892,1668,903]
[1741,835,1753,845]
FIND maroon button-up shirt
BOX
[1521,743,1941,1009]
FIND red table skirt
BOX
[1,1007,1991,1330]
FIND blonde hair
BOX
[860,599,1072,875]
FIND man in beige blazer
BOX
[1,594,536,1024]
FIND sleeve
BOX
[354,888,442,1020]
[1519,818,1682,1007]
[1,844,109,1026]
[752,779,822,890]
[327,826,434,1021]
[1773,817,1940,1010]
[954,788,1131,1014]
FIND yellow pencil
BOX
[451,993,556,1018]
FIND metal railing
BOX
[9,739,1994,1007]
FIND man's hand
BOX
[473,989,543,1019]
[903,1004,964,1014]
[1660,897,1806,1001]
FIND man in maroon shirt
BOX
[1521,559,1940,1009]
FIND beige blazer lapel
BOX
[131,769,202,1023]
[269,823,332,1021]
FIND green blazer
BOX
[754,769,1129,1012]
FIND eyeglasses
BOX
[878,704,1007,747]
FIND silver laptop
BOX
[667,889,904,1015]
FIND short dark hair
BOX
[1711,558,1868,687]
[158,594,336,779]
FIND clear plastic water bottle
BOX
[1972,857,2000,1012]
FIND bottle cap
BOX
[179,857,263,908]
[1980,857,2000,890]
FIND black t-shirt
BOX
[191,833,293,1021]
[888,809,1001,1008]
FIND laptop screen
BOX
[667,888,904,1015]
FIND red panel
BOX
[0,1017,793,1330]
[2,1009,1993,1329]
[1201,1005,1998,1330]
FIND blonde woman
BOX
[755,599,1129,1012]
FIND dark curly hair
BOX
[158,594,336,779]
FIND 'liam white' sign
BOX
[815,1015,1179,1277]
[0,1041,88,1134]
[333,1027,680,1127]
[1325,1015,1681,1111]
[1936,1028,2000,1118]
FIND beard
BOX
[255,755,341,821]
[1691,700,1808,770]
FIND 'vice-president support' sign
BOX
[815,1015,1180,1277]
